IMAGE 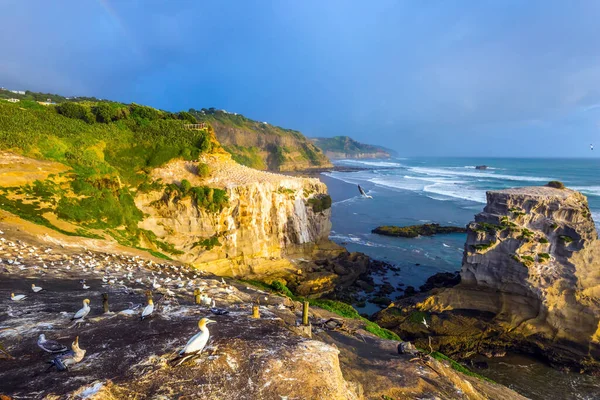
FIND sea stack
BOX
[376,185,600,371]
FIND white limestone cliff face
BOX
[136,154,337,277]
[460,186,600,352]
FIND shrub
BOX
[197,163,210,178]
[307,194,332,213]
[547,181,565,189]
[92,103,116,123]
[56,102,94,123]
[538,237,549,244]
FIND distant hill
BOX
[311,136,394,159]
[189,108,332,172]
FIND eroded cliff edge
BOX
[376,186,600,371]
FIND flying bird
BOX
[37,334,68,353]
[171,318,216,366]
[591,144,594,151]
[141,298,154,320]
[47,336,86,371]
[358,185,373,199]
[422,317,430,329]
[72,299,91,320]
[11,293,26,301]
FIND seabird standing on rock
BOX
[210,300,229,315]
[37,334,68,353]
[171,318,216,366]
[31,284,43,292]
[47,336,86,371]
[141,298,154,320]
[11,293,27,301]
[72,299,91,320]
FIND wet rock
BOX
[398,341,419,355]
[419,271,461,292]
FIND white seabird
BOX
[48,336,86,371]
[72,299,91,320]
[358,184,373,199]
[422,317,429,329]
[31,284,43,293]
[141,298,154,320]
[171,317,216,366]
[11,293,26,301]
[37,334,68,353]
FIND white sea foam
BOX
[336,159,404,168]
[329,234,389,248]
[571,186,600,197]
[423,183,487,203]
[407,166,550,182]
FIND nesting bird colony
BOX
[0,227,301,397]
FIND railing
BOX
[184,123,208,130]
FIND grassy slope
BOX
[311,136,393,158]
[190,109,331,171]
[0,99,224,258]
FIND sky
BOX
[1,0,600,157]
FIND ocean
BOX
[319,156,600,400]
[321,157,600,305]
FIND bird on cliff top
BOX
[171,317,216,366]
[11,293,26,301]
[47,336,86,371]
[31,284,43,292]
[37,334,68,353]
[422,317,430,329]
[141,298,154,320]
[72,299,91,320]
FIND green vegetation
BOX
[0,97,220,256]
[160,180,228,213]
[547,180,565,189]
[538,237,549,244]
[521,255,535,263]
[311,136,394,159]
[430,351,494,382]
[372,223,466,238]
[519,228,534,241]
[473,241,496,251]
[192,235,222,251]
[189,108,329,171]
[223,145,266,169]
[240,280,400,341]
[472,222,501,234]
[559,235,574,244]
[538,253,550,262]
[307,194,332,213]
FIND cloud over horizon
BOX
[1,0,599,156]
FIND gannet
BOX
[31,284,43,293]
[11,293,26,301]
[141,299,154,320]
[172,318,216,366]
[210,300,229,315]
[422,317,429,329]
[47,336,86,371]
[72,299,91,320]
[37,334,68,353]
[358,184,373,199]
[200,294,212,306]
[82,283,90,290]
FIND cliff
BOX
[311,136,394,159]
[191,109,332,171]
[137,153,338,279]
[0,230,525,400]
[375,186,600,371]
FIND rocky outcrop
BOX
[137,154,339,279]
[311,136,394,160]
[372,223,466,238]
[376,186,600,371]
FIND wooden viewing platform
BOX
[184,123,208,130]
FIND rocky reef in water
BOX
[372,223,467,238]
[375,186,600,372]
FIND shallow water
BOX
[474,353,600,400]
